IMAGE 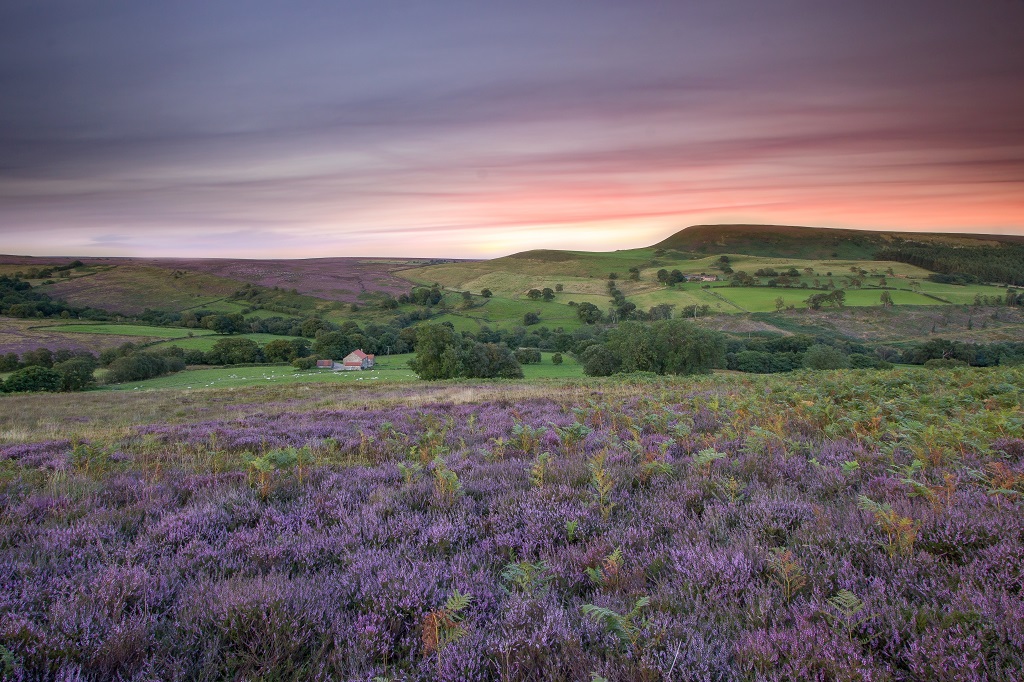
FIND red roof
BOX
[349,349,368,359]
[316,359,333,367]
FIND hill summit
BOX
[653,224,1024,259]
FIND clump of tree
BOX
[0,275,108,320]
[1,366,63,393]
[104,351,185,384]
[803,344,850,370]
[0,347,101,392]
[409,324,523,380]
[875,243,1024,286]
[580,320,725,377]
[805,290,846,310]
[656,269,686,285]
[514,348,542,365]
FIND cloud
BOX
[1,1,1023,257]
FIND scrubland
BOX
[1,367,1022,680]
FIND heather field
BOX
[0,318,165,357]
[1,368,1022,680]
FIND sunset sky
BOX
[2,1,1023,258]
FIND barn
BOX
[341,349,375,370]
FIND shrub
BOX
[551,352,563,365]
[3,366,62,392]
[581,345,621,377]
[803,344,849,370]
[104,353,185,384]
[292,356,318,370]
[923,358,968,369]
[54,357,97,391]
[514,348,542,364]
[206,338,263,365]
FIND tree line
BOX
[875,244,1024,287]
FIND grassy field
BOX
[106,354,418,390]
[104,351,582,391]
[399,246,1014,331]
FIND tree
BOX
[541,287,555,302]
[628,267,640,281]
[523,312,540,326]
[651,319,725,375]
[803,344,849,370]
[409,325,463,380]
[292,356,317,370]
[20,348,53,368]
[880,290,894,307]
[581,345,621,377]
[104,353,185,383]
[526,289,542,301]
[207,338,263,365]
[555,283,564,292]
[312,331,353,360]
[576,302,603,324]
[774,296,786,312]
[461,291,474,308]
[514,348,542,365]
[301,317,329,337]
[481,288,493,298]
[551,352,563,365]
[203,313,244,334]
[410,324,523,380]
[607,322,658,373]
[0,353,19,372]
[54,357,97,391]
[264,338,303,362]
[3,366,62,392]
[463,343,523,378]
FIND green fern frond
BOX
[445,589,472,615]
[827,589,864,618]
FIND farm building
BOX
[315,351,375,370]
[341,349,375,370]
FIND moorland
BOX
[1,224,1022,680]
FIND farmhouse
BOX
[341,349,375,370]
[314,351,375,370]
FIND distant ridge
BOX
[652,224,1024,259]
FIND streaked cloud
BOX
[1,1,1023,257]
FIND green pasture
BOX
[106,354,420,391]
[521,352,583,379]
[402,247,1014,323]
[103,350,581,391]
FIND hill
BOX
[2,224,1023,351]
[652,223,1024,259]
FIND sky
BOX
[2,1,1023,259]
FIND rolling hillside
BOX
[3,224,1022,345]
[652,223,1024,259]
